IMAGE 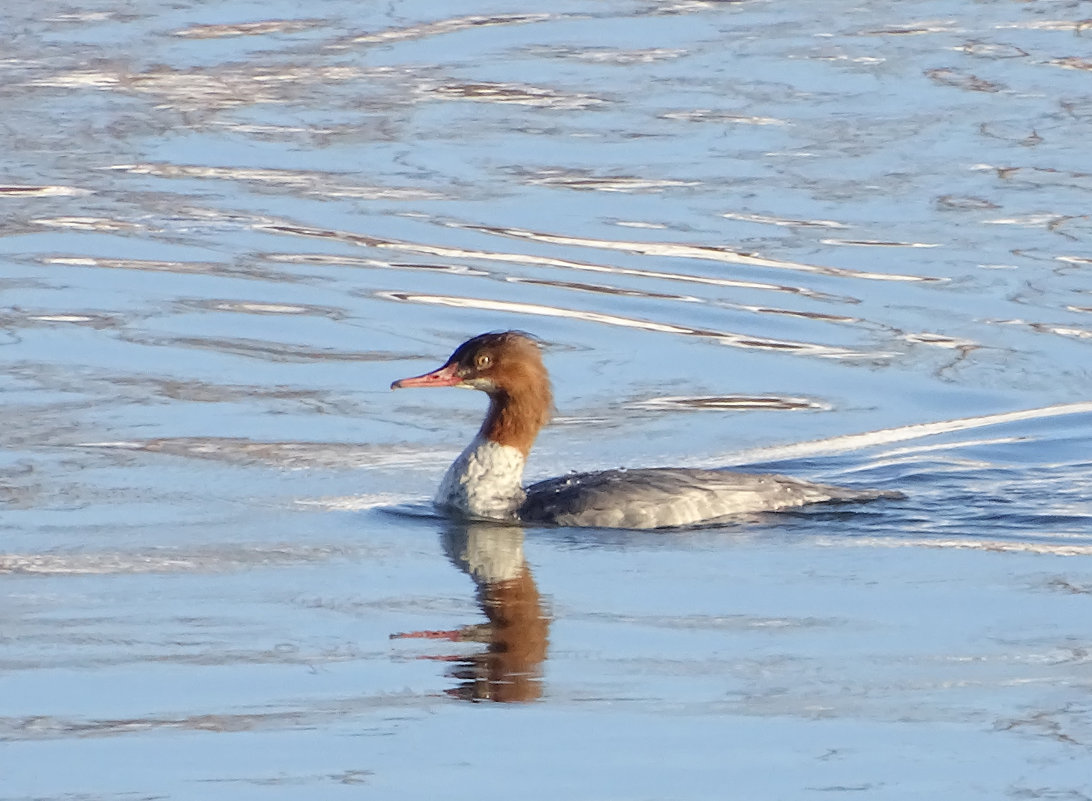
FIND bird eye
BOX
[475,353,491,369]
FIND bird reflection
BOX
[392,522,549,702]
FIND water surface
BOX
[2,1,1092,798]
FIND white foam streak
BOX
[731,401,1092,463]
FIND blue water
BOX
[2,1,1092,798]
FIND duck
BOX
[391,331,900,529]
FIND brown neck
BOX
[480,386,551,457]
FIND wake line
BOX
[729,400,1092,463]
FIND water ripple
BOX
[255,218,860,301]
[457,223,944,282]
[110,162,443,200]
[327,13,552,49]
[376,291,882,359]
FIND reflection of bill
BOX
[391,523,549,703]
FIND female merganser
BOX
[391,331,900,529]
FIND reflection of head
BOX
[442,523,549,703]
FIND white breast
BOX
[435,434,527,520]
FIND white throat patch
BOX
[435,434,527,520]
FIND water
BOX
[2,1,1092,798]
